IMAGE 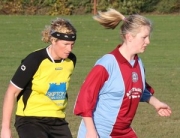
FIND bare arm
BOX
[82,117,99,138]
[1,83,21,138]
[148,96,172,117]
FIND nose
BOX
[66,45,73,52]
[146,37,150,45]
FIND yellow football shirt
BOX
[11,47,76,118]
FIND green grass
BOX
[0,14,180,138]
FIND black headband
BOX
[51,32,76,41]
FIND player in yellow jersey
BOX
[1,18,77,138]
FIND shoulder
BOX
[94,54,117,72]
[67,52,76,67]
[96,54,116,66]
[25,48,47,60]
[137,57,144,67]
[21,48,48,65]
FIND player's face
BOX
[53,40,75,59]
[132,26,151,54]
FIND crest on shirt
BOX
[132,72,138,82]
[21,65,26,71]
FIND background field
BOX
[0,14,180,138]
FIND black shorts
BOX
[14,115,72,138]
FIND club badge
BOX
[132,72,138,82]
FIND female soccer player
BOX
[74,8,171,138]
[1,18,77,138]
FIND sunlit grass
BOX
[0,14,180,138]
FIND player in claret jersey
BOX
[74,8,171,138]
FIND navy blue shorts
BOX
[15,116,72,138]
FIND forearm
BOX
[147,95,171,117]
[82,117,96,132]
[147,95,161,109]
[1,91,16,128]
[82,117,99,138]
[1,83,20,128]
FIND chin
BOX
[63,56,68,59]
[139,50,145,53]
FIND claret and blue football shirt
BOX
[74,45,154,138]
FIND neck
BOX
[119,43,135,61]
[48,45,61,60]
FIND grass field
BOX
[0,14,180,138]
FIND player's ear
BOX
[50,37,57,44]
[125,33,133,42]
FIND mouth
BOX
[64,53,70,57]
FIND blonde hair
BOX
[93,8,152,40]
[41,18,76,43]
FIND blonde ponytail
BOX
[93,8,125,29]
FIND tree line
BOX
[0,0,179,15]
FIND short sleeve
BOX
[140,82,154,102]
[11,53,40,89]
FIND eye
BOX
[142,35,149,39]
[64,43,74,48]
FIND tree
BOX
[93,0,97,15]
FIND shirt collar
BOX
[110,44,139,66]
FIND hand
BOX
[148,96,172,117]
[1,128,12,138]
[156,102,172,117]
